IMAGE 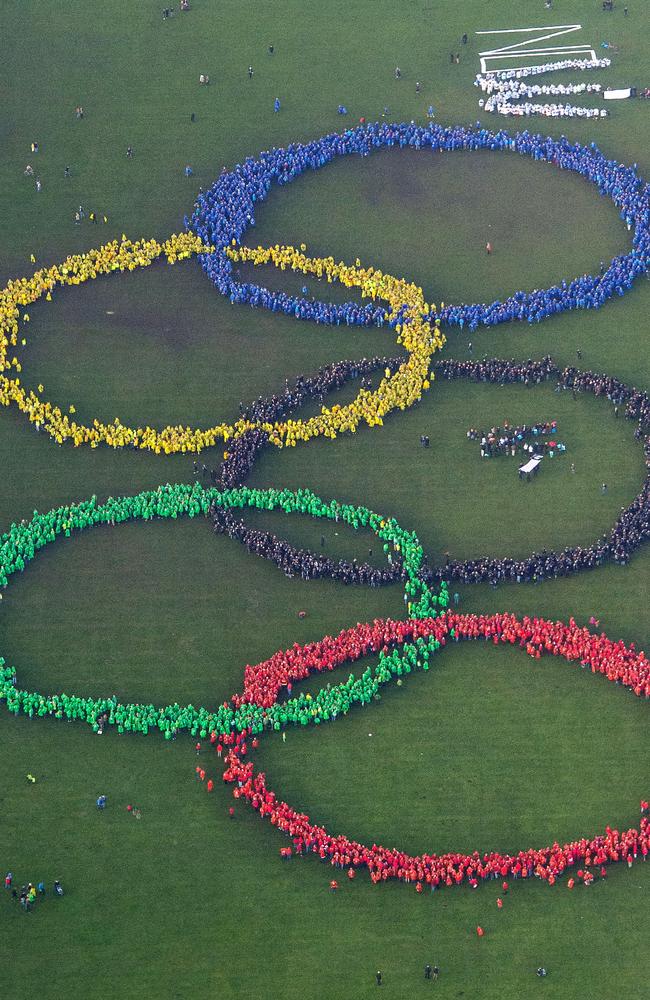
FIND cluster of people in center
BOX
[467,420,565,459]
[219,610,649,891]
[417,358,650,584]
[191,120,649,335]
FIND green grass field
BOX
[1,1,648,997]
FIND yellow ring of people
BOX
[0,235,445,454]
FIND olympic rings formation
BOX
[191,122,650,331]
[225,243,445,447]
[1,125,648,895]
[0,483,647,891]
[217,355,650,584]
[2,123,649,452]
[222,610,650,890]
[0,482,445,737]
[0,233,229,452]
[0,238,443,451]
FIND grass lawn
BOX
[0,1,648,998]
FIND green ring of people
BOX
[0,481,447,740]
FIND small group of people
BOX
[375,965,440,986]
[74,204,108,225]
[468,420,565,459]
[4,872,64,910]
[162,1,189,18]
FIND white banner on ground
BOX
[604,88,632,100]
[475,24,596,74]
[474,25,613,119]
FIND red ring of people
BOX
[220,611,649,892]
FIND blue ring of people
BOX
[190,122,649,332]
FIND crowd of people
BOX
[219,356,403,487]
[475,59,610,119]
[190,121,649,332]
[213,355,650,585]
[213,506,401,587]
[426,360,650,583]
[0,232,238,452]
[0,481,445,738]
[480,99,606,121]
[467,420,565,459]
[1,479,647,893]
[4,125,648,467]
[225,243,445,447]
[0,231,448,456]
[221,610,650,891]
[477,58,611,84]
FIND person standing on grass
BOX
[274,97,281,112]
[248,66,253,79]
[376,971,382,986]
[424,964,432,979]
[486,241,493,254]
